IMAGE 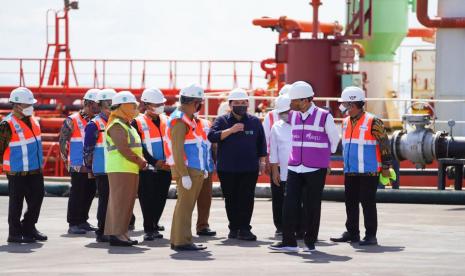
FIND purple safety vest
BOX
[288,107,331,168]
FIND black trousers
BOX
[283,169,326,247]
[138,169,172,233]
[218,171,258,232]
[67,172,96,226]
[344,174,378,238]
[271,178,285,231]
[271,179,305,233]
[8,173,45,236]
[95,175,109,236]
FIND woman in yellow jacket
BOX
[104,91,147,246]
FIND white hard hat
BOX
[97,88,117,102]
[83,88,100,102]
[227,88,249,101]
[278,84,291,96]
[112,91,138,106]
[179,84,204,99]
[338,86,365,102]
[141,88,166,104]
[288,81,315,100]
[274,94,291,113]
[9,87,37,105]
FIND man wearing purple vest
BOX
[269,81,340,253]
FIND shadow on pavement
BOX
[0,242,44,253]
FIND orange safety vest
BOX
[68,112,88,167]
[134,113,168,162]
[165,109,208,171]
[342,112,381,173]
[2,114,43,172]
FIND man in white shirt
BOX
[269,81,340,253]
[268,94,292,236]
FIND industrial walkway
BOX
[0,197,464,275]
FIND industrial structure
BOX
[0,0,464,190]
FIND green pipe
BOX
[351,0,410,61]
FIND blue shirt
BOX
[208,113,267,173]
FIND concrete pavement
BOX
[0,197,464,275]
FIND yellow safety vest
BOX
[105,118,143,174]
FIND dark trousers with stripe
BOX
[283,169,326,247]
[7,173,44,236]
[344,174,378,238]
[138,169,172,233]
[67,172,96,226]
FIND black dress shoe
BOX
[127,238,139,246]
[155,224,165,231]
[79,222,97,232]
[330,232,360,243]
[21,235,36,243]
[68,225,87,234]
[228,230,238,239]
[237,230,257,241]
[197,228,217,236]
[144,231,163,241]
[32,228,48,241]
[359,236,378,246]
[171,243,207,251]
[109,236,133,247]
[96,234,110,243]
[7,235,24,243]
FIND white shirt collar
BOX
[300,102,315,119]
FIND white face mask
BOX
[278,113,289,122]
[22,106,34,117]
[339,104,348,114]
[193,111,200,118]
[153,106,165,115]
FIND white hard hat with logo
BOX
[83,88,100,102]
[112,91,138,106]
[288,81,315,100]
[179,84,205,99]
[278,84,292,96]
[274,94,291,113]
[141,88,167,104]
[227,88,249,101]
[97,88,117,102]
[9,87,37,104]
[338,86,365,102]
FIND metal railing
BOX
[201,93,465,127]
[0,58,265,90]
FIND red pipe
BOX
[252,17,343,35]
[407,27,436,38]
[417,0,465,28]
[311,0,322,39]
